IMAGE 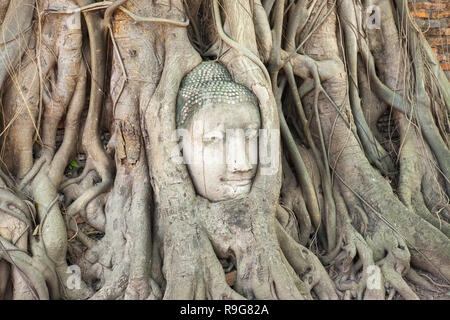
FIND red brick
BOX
[413,16,450,28]
[431,10,450,18]
[441,62,450,70]
[424,28,450,36]
[409,2,447,9]
[410,10,429,18]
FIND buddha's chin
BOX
[204,182,252,202]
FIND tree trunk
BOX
[0,0,448,300]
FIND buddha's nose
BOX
[227,131,252,173]
[230,160,252,173]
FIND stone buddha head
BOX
[176,62,261,202]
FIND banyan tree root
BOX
[147,0,340,300]
[0,174,61,300]
[0,0,449,300]
[290,0,450,298]
[1,0,92,299]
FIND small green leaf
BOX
[70,160,79,168]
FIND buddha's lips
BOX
[221,174,255,182]
[223,179,252,187]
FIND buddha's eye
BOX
[203,131,224,144]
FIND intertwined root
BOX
[276,221,338,299]
[159,213,337,300]
[0,0,449,300]
[0,184,61,300]
[328,218,417,300]
[0,193,36,300]
[161,225,244,300]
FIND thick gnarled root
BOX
[276,221,338,299]
[0,178,61,300]
[161,224,244,300]
[328,185,447,300]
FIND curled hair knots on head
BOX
[176,61,258,127]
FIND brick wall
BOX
[409,0,450,78]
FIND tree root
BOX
[1,0,448,300]
[276,221,338,299]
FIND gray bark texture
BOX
[0,0,448,300]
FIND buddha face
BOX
[181,102,261,202]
